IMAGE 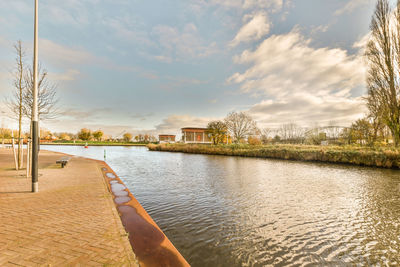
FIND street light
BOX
[31,0,39,192]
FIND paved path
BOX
[0,148,138,266]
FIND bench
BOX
[56,156,70,168]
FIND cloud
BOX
[228,28,367,126]
[242,0,284,11]
[41,1,89,26]
[248,94,365,128]
[151,23,218,62]
[0,36,9,48]
[39,39,97,68]
[49,69,81,82]
[130,113,155,121]
[105,17,155,47]
[335,0,369,16]
[60,107,113,120]
[229,28,365,97]
[353,33,370,49]
[35,39,100,83]
[0,71,10,93]
[155,114,215,134]
[230,13,271,47]
[158,76,209,91]
[194,0,286,11]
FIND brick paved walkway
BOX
[0,148,138,266]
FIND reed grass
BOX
[147,143,400,169]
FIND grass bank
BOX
[147,143,400,169]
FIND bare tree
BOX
[260,128,271,144]
[224,111,258,143]
[6,41,25,169]
[366,0,400,145]
[279,123,304,143]
[23,64,59,121]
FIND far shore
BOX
[148,143,400,169]
[40,142,148,147]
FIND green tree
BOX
[207,120,227,145]
[93,130,104,141]
[123,133,133,142]
[350,118,373,146]
[78,128,91,141]
[0,127,12,144]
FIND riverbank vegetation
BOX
[0,127,157,146]
[148,143,400,168]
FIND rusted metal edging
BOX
[99,162,190,267]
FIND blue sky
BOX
[0,0,376,137]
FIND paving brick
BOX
[0,149,138,266]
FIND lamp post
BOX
[31,0,39,192]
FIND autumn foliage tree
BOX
[350,118,373,146]
[123,133,133,142]
[78,128,91,141]
[207,120,227,145]
[93,130,104,141]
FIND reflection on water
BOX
[43,145,400,266]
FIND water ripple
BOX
[42,145,400,267]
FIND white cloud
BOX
[249,94,365,128]
[151,23,218,62]
[353,33,370,49]
[228,28,367,126]
[105,17,155,47]
[230,13,271,47]
[39,39,97,68]
[195,0,285,11]
[335,0,369,15]
[35,39,101,83]
[243,0,284,11]
[49,69,81,82]
[229,29,365,97]
[155,114,215,134]
[0,71,11,93]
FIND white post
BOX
[20,139,23,169]
[12,131,18,170]
[26,139,30,178]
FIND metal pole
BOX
[31,0,39,193]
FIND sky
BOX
[0,0,377,137]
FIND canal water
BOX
[42,145,400,266]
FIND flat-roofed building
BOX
[159,134,176,143]
[181,127,212,144]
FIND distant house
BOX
[181,127,212,144]
[159,134,176,143]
